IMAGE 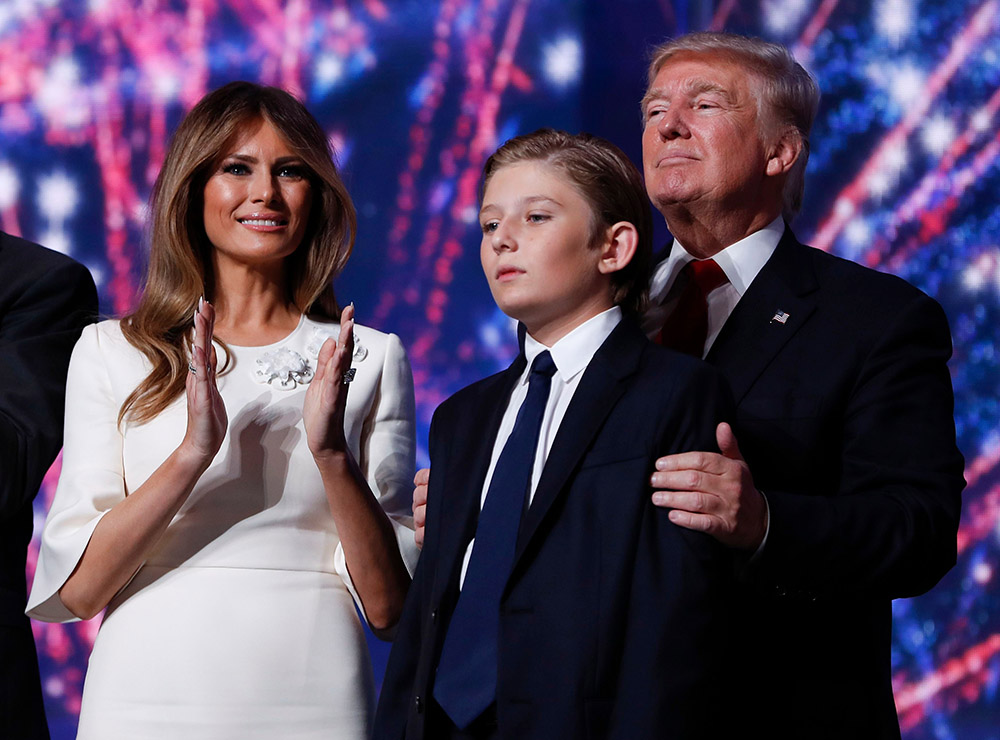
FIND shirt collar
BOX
[651,215,784,298]
[523,306,622,384]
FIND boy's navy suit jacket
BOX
[374,317,737,740]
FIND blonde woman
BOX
[28,82,418,739]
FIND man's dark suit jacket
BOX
[708,228,964,738]
[0,232,97,739]
[374,318,738,740]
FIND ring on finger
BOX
[188,361,197,375]
[341,368,356,385]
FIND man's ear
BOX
[597,221,639,275]
[765,128,803,177]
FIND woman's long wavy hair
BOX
[119,81,357,425]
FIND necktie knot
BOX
[530,350,556,379]
[686,258,728,294]
[655,258,729,357]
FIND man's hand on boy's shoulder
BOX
[413,468,429,548]
[650,422,768,551]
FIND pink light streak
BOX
[884,125,1000,273]
[793,0,841,59]
[858,84,1000,271]
[812,0,998,253]
[708,0,738,31]
[895,633,1000,730]
[957,483,1000,557]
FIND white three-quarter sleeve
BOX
[27,323,126,622]
[333,331,419,623]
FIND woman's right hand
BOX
[181,297,227,465]
[57,298,229,620]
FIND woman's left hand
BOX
[303,303,355,459]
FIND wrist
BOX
[312,448,362,481]
[173,441,216,475]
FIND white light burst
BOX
[867,142,909,199]
[37,56,81,114]
[834,197,856,219]
[867,170,894,199]
[920,115,957,156]
[875,0,914,47]
[973,561,993,584]
[883,140,909,175]
[888,64,925,108]
[315,54,344,88]
[38,172,79,222]
[152,70,180,101]
[845,218,872,248]
[764,0,809,35]
[961,251,996,291]
[0,163,20,209]
[542,36,582,88]
[479,322,501,349]
[971,107,993,133]
[39,228,71,255]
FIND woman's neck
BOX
[211,262,301,346]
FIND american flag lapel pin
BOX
[770,310,790,325]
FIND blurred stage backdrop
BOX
[3,0,999,736]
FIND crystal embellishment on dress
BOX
[253,347,314,390]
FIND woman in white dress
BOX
[27,81,419,739]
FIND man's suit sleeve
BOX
[756,291,964,598]
[609,365,738,739]
[373,406,449,740]
[0,257,97,521]
[374,547,427,740]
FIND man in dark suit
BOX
[1,231,97,739]
[641,33,965,737]
[376,130,738,739]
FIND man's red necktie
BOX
[656,258,729,357]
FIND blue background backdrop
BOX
[2,0,998,737]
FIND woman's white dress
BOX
[26,315,419,739]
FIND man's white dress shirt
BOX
[641,216,784,357]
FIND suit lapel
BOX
[512,319,645,569]
[430,358,525,605]
[707,229,819,404]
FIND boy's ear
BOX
[597,221,639,275]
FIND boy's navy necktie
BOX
[433,350,558,729]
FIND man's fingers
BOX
[654,450,734,475]
[414,468,430,487]
[716,422,744,461]
[413,484,427,507]
[413,503,426,527]
[666,509,716,534]
[651,490,717,513]
[651,469,710,492]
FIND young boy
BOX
[374,129,737,740]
